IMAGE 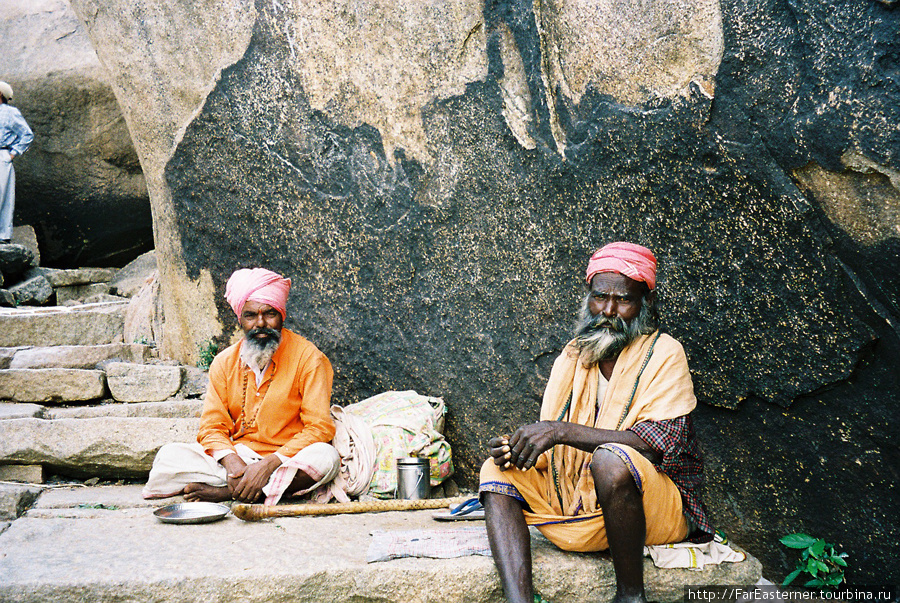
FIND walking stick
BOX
[232,496,467,521]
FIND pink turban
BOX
[585,242,657,290]
[225,268,292,320]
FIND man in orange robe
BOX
[144,268,340,504]
[480,243,713,603]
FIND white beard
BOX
[240,337,279,372]
[577,327,629,366]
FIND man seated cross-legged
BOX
[480,242,713,603]
[143,268,341,505]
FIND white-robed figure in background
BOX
[0,81,34,244]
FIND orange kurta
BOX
[197,329,335,458]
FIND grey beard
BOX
[573,296,655,366]
[241,328,281,372]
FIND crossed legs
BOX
[484,447,647,603]
[182,469,316,502]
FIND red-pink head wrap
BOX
[585,242,657,290]
[225,268,292,320]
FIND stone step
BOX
[0,301,128,347]
[0,417,199,478]
[4,343,154,369]
[45,399,203,420]
[0,485,762,603]
[0,368,106,403]
[0,400,202,483]
[0,398,202,421]
[0,403,44,419]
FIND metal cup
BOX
[396,457,431,500]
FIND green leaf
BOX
[810,540,826,557]
[816,560,829,574]
[826,574,845,586]
[807,557,819,576]
[781,533,818,549]
[805,578,826,588]
[782,568,804,587]
[831,556,848,567]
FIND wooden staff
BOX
[231,496,467,521]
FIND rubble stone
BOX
[105,362,182,403]
[0,244,35,280]
[26,267,118,288]
[55,283,111,304]
[9,276,53,306]
[109,250,156,298]
[10,226,40,267]
[0,482,43,520]
[0,465,44,484]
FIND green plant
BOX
[133,335,156,347]
[780,533,848,591]
[197,339,218,371]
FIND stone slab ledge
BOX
[0,485,762,603]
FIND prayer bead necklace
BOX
[236,371,262,433]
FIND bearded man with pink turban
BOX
[480,243,712,603]
[144,268,341,505]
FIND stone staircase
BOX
[0,235,206,486]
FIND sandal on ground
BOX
[432,497,485,521]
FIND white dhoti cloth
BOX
[142,441,341,506]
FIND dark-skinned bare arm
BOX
[490,421,661,471]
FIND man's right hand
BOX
[220,453,248,499]
[489,435,514,471]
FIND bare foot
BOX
[183,482,232,502]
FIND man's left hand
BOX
[230,455,282,502]
[506,421,560,470]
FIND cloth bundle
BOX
[331,390,453,499]
[644,540,746,570]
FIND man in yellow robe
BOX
[480,242,713,603]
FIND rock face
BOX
[68,0,898,584]
[0,0,152,268]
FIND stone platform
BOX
[0,485,762,603]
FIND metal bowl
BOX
[153,502,230,524]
